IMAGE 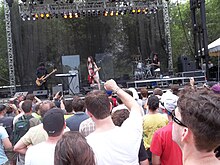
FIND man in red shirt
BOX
[150,97,182,165]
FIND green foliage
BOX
[0,4,8,85]
[170,2,193,71]
[170,0,220,71]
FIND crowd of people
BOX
[0,79,220,165]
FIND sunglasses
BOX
[172,110,187,127]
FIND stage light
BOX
[75,13,79,18]
[96,10,101,16]
[82,10,86,17]
[40,13,44,18]
[31,14,36,20]
[87,10,91,16]
[46,13,50,18]
[137,9,141,13]
[132,9,136,13]
[27,16,31,21]
[115,11,119,16]
[21,14,26,21]
[92,10,96,16]
[35,13,39,19]
[64,13,68,19]
[142,8,148,14]
[151,7,157,14]
[110,11,114,16]
[69,12,73,18]
[103,11,108,17]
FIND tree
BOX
[0,4,9,86]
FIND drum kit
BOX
[133,58,153,80]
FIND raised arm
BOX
[104,79,141,114]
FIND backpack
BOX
[12,115,33,145]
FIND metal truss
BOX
[19,0,159,17]
[4,0,16,96]
[162,0,173,74]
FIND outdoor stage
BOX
[126,70,206,89]
[0,70,207,102]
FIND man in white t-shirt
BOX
[25,108,66,165]
[85,79,143,165]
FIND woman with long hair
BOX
[87,56,101,90]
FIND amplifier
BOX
[33,90,48,97]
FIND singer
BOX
[87,56,101,90]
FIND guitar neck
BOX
[44,70,56,80]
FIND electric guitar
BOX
[88,67,101,83]
[36,69,57,86]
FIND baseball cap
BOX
[43,108,65,136]
[163,98,177,113]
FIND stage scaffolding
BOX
[4,0,174,95]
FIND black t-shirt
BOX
[36,66,48,78]
[152,58,160,69]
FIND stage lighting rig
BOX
[18,0,160,21]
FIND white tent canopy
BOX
[209,38,220,54]
[208,38,220,82]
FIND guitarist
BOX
[87,56,101,90]
[36,62,48,90]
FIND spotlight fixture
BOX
[75,13,79,18]
[46,13,50,18]
[115,11,119,16]
[40,13,44,18]
[110,11,114,16]
[92,10,96,16]
[103,10,108,17]
[87,10,91,16]
[132,9,136,14]
[97,10,101,16]
[69,12,73,18]
[64,13,68,19]
[142,8,148,14]
[19,1,158,21]
[35,13,39,19]
[82,10,86,17]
